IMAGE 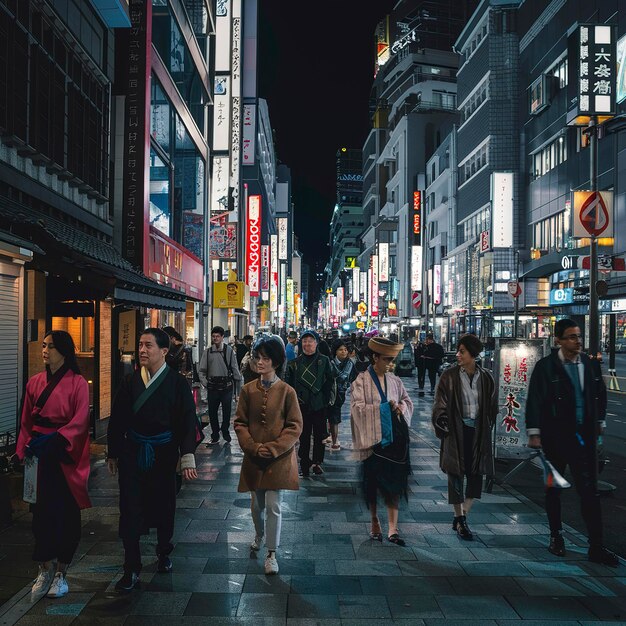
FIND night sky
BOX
[257,1,396,269]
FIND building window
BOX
[532,211,567,253]
[549,57,568,89]
[531,135,567,179]
[460,76,488,124]
[459,142,489,186]
[529,76,547,114]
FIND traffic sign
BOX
[573,191,613,238]
[412,291,421,308]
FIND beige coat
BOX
[234,379,303,492]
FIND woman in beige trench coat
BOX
[234,336,303,575]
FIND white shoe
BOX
[264,554,279,575]
[250,536,263,551]
[47,572,69,598]
[322,437,332,445]
[31,564,54,598]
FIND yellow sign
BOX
[357,301,367,315]
[213,281,245,309]
[356,321,365,329]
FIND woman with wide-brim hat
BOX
[350,337,414,546]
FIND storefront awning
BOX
[0,197,189,308]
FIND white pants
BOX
[251,489,282,551]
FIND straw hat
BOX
[367,337,404,358]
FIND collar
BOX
[460,365,479,376]
[260,375,279,389]
[558,347,581,365]
[144,361,167,386]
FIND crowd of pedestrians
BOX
[11,320,620,602]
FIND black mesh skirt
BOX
[361,443,411,506]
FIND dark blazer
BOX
[525,351,606,456]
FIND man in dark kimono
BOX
[107,328,198,592]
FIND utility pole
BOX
[588,116,599,357]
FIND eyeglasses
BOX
[562,334,582,341]
[379,356,395,362]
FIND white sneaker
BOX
[47,572,69,598]
[264,554,279,575]
[250,536,263,551]
[31,564,54,598]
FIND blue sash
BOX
[128,429,173,471]
[368,366,393,448]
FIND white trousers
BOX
[251,489,282,551]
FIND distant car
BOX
[395,343,415,377]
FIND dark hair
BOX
[457,333,483,358]
[554,318,578,339]
[44,330,81,374]
[141,327,171,350]
[211,326,225,336]
[288,330,298,339]
[331,339,349,358]
[162,326,183,342]
[252,335,286,370]
[243,334,253,342]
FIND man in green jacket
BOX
[285,329,335,477]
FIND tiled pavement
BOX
[1,376,626,625]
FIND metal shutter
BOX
[0,274,19,439]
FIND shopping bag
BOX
[537,449,570,489]
[23,455,38,503]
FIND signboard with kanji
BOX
[567,23,617,125]
[572,190,613,238]
[494,339,547,459]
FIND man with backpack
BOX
[198,326,242,445]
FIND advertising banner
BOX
[242,104,256,165]
[352,266,360,302]
[491,173,514,248]
[213,281,245,309]
[494,339,547,459]
[371,255,379,318]
[209,212,237,260]
[379,243,389,282]
[278,217,288,260]
[270,234,278,312]
[246,195,262,296]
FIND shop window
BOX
[529,76,547,114]
[149,148,171,236]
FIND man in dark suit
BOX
[526,318,618,566]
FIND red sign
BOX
[413,191,422,245]
[480,230,490,252]
[148,227,204,300]
[246,195,262,296]
[581,256,626,271]
[579,192,610,237]
[412,291,421,308]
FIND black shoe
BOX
[387,533,406,546]
[311,464,323,475]
[548,535,566,557]
[298,468,310,478]
[452,516,460,531]
[588,546,619,567]
[456,515,473,541]
[157,555,173,573]
[418,391,425,397]
[222,431,232,443]
[115,571,140,593]
[206,436,220,446]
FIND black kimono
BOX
[108,366,197,572]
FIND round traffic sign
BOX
[412,292,421,308]
[579,192,610,237]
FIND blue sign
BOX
[550,288,574,305]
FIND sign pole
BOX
[589,116,599,357]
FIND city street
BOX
[1,376,625,624]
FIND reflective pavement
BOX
[1,375,625,624]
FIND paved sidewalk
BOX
[1,376,626,624]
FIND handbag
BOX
[368,366,393,447]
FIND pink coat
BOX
[16,369,91,509]
[350,370,413,461]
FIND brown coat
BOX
[431,364,497,477]
[234,379,303,492]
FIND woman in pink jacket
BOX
[350,337,413,546]
[15,330,90,600]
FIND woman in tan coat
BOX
[431,334,497,541]
[234,336,303,575]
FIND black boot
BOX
[548,534,565,557]
[115,570,140,592]
[456,515,473,541]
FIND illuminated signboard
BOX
[491,173,514,248]
[411,246,422,292]
[413,191,422,245]
[270,234,278,312]
[378,243,389,282]
[278,217,288,260]
[568,23,617,124]
[246,195,262,296]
